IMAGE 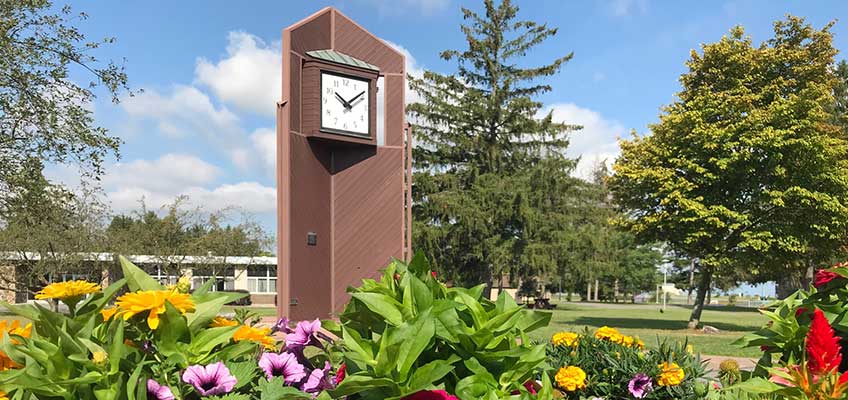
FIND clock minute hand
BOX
[347,91,366,106]
[334,92,351,109]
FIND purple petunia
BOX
[302,361,334,393]
[182,362,237,396]
[273,317,296,334]
[146,379,175,400]
[628,373,653,398]
[285,319,322,350]
[259,351,307,383]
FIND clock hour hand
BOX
[334,92,351,109]
[347,91,366,106]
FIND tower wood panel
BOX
[280,7,410,320]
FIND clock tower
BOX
[277,8,411,320]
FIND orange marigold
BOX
[233,325,276,350]
[0,320,32,371]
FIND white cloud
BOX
[121,85,253,169]
[250,127,276,173]
[542,103,626,181]
[122,85,241,140]
[361,0,450,16]
[103,153,220,193]
[195,32,281,117]
[609,0,647,17]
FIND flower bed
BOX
[546,326,709,399]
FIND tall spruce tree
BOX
[409,0,579,289]
[609,17,848,328]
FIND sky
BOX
[47,1,848,295]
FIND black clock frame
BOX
[319,69,372,139]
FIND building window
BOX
[192,266,235,292]
[146,265,181,286]
[247,265,277,293]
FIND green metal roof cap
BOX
[306,49,379,72]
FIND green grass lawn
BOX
[531,302,768,358]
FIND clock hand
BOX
[334,92,351,109]
[347,91,366,106]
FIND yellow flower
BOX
[657,361,685,386]
[555,366,587,392]
[0,391,8,400]
[594,326,624,343]
[114,290,195,330]
[0,320,32,371]
[35,280,100,301]
[101,306,118,321]
[552,331,579,347]
[686,344,694,354]
[210,316,239,327]
[621,335,635,347]
[92,351,108,365]
[233,325,276,350]
[635,338,645,349]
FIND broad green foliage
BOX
[329,252,553,400]
[409,0,581,287]
[0,257,338,399]
[609,16,848,325]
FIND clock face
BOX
[321,71,370,136]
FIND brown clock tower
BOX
[277,8,411,320]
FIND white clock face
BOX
[321,71,370,136]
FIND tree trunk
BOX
[687,259,695,305]
[688,267,712,329]
[586,281,591,302]
[614,278,619,303]
[594,279,599,302]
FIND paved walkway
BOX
[701,355,758,377]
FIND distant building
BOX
[0,252,278,306]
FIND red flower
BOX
[510,381,538,395]
[806,308,842,374]
[431,271,437,278]
[402,390,458,400]
[795,307,808,317]
[814,270,840,288]
[334,363,346,385]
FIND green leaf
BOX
[330,375,399,397]
[226,360,257,390]
[404,359,455,393]
[119,256,164,292]
[396,310,435,381]
[350,293,404,326]
[258,377,312,400]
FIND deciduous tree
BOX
[609,17,848,328]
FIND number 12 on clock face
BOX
[321,71,370,136]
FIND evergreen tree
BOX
[409,0,579,288]
[609,17,848,329]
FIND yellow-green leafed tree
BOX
[609,16,848,329]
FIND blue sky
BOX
[51,1,848,287]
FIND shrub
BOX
[328,252,555,399]
[725,263,848,399]
[545,326,709,399]
[0,256,341,399]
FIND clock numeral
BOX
[323,98,327,104]
[326,109,331,116]
[343,123,348,129]
[360,115,364,121]
[326,88,332,94]
[343,79,350,86]
[334,117,338,124]
[333,80,339,87]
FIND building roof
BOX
[0,252,276,266]
[306,49,379,72]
